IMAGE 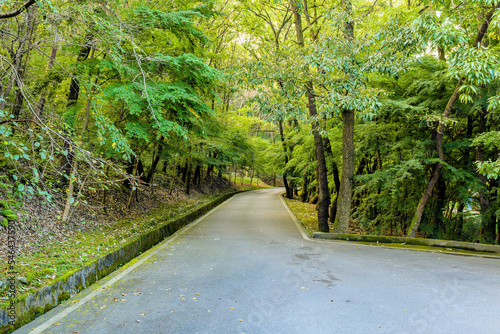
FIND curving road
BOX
[15,188,500,334]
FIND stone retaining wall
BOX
[1,191,239,333]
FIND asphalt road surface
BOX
[15,188,500,334]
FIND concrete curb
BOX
[278,193,312,241]
[1,190,245,333]
[313,232,500,254]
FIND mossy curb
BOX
[313,232,500,254]
[0,190,245,333]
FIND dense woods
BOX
[1,0,500,244]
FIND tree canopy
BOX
[1,0,500,243]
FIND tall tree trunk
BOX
[193,164,201,187]
[278,119,293,198]
[335,109,355,232]
[333,0,356,233]
[291,0,330,232]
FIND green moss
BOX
[58,291,71,303]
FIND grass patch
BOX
[284,196,318,236]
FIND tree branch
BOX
[0,0,36,20]
[0,119,30,125]
[474,4,500,46]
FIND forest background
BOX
[1,0,500,268]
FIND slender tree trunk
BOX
[145,137,163,184]
[300,173,309,203]
[324,137,341,224]
[278,119,293,198]
[62,86,96,223]
[12,10,36,119]
[169,159,178,195]
[193,164,201,187]
[0,7,36,111]
[181,161,188,183]
[124,155,136,189]
[60,40,93,186]
[186,163,192,196]
[101,165,109,215]
[476,111,495,241]
[137,158,145,181]
[408,80,462,236]
[33,44,58,128]
[291,0,330,232]
[61,161,78,222]
[250,169,255,186]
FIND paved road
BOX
[15,188,500,334]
